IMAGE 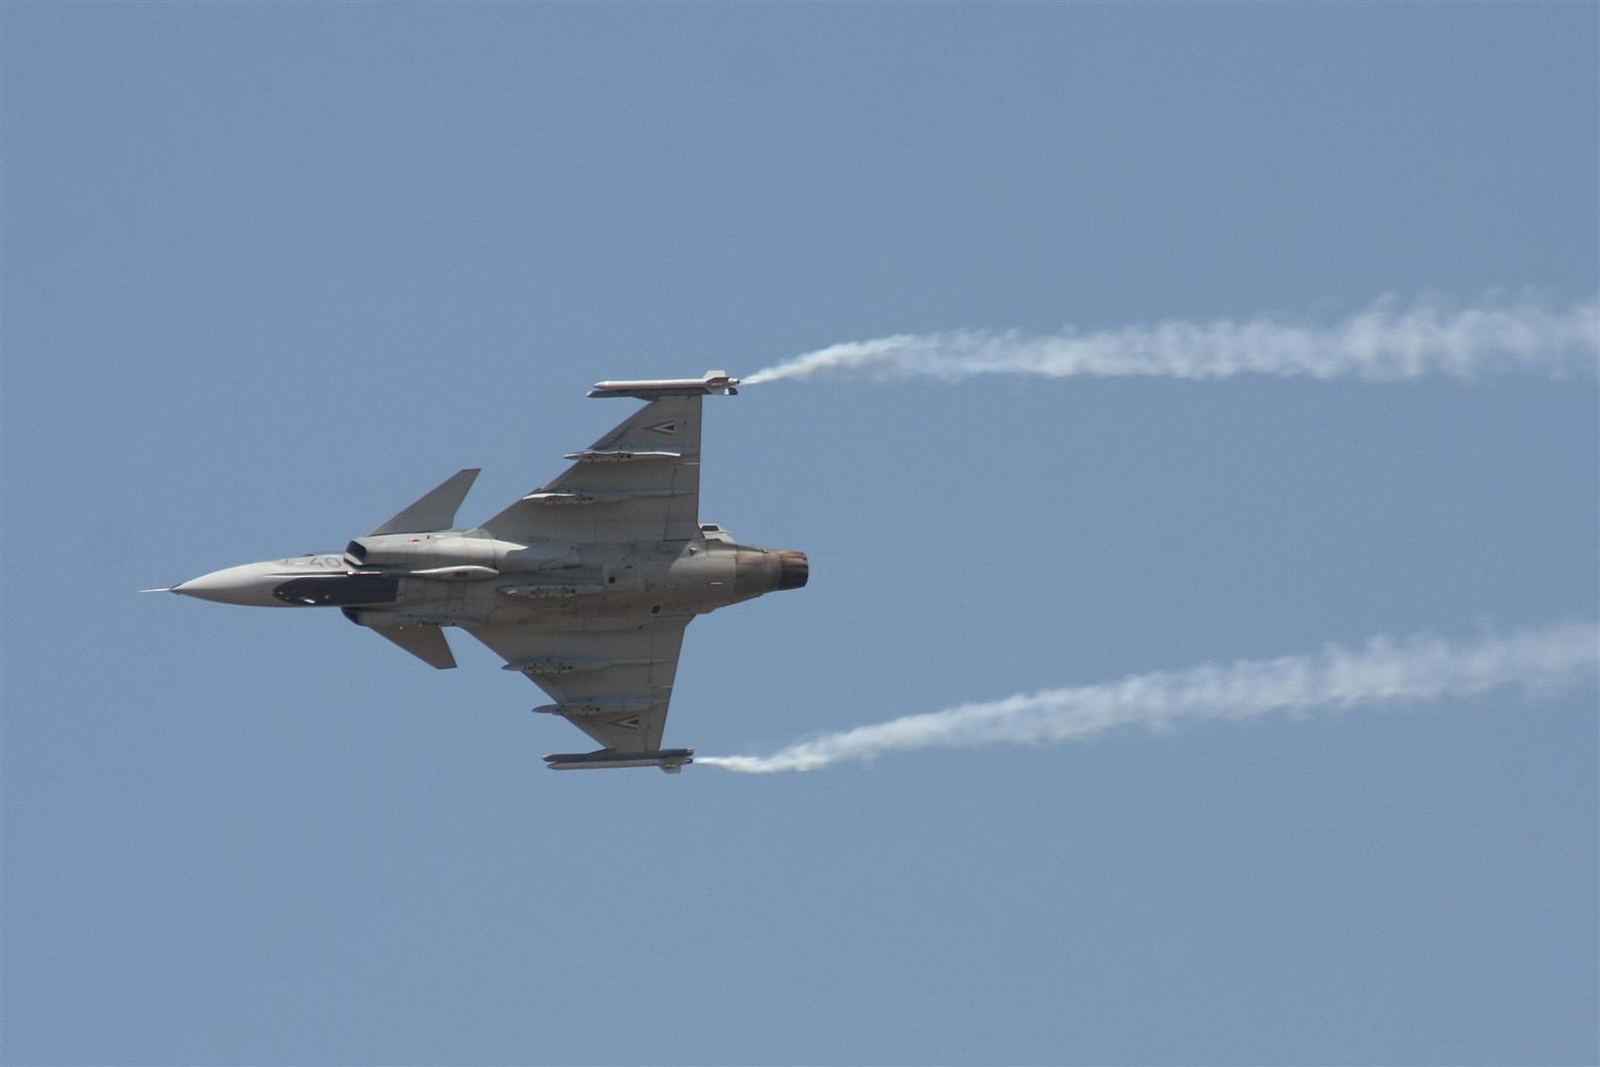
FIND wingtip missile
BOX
[542,748,695,773]
[587,370,740,399]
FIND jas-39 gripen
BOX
[147,371,806,773]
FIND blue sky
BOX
[3,4,1596,1064]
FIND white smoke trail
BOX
[698,621,1600,773]
[744,293,1599,385]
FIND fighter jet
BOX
[148,370,806,773]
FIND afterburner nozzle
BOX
[776,550,809,590]
[732,547,810,597]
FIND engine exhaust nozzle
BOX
[776,550,809,591]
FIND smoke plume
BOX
[744,293,1599,386]
[698,621,1599,773]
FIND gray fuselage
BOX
[172,526,809,628]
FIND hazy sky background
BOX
[4,4,1596,1064]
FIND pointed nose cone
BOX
[172,562,286,607]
